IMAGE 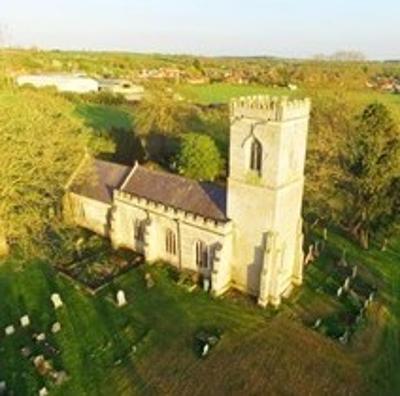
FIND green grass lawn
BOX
[1,230,400,395]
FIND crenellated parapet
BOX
[114,190,232,235]
[230,95,311,122]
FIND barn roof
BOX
[121,165,227,222]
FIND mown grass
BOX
[0,230,399,395]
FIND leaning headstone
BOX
[5,325,15,336]
[323,228,328,241]
[201,343,210,357]
[369,292,375,303]
[339,330,349,345]
[352,265,358,279]
[313,318,322,329]
[51,293,63,309]
[20,315,30,328]
[51,322,61,334]
[337,286,343,298]
[304,244,314,266]
[116,290,127,307]
[39,386,48,396]
[364,299,370,309]
[343,277,351,292]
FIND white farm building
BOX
[16,74,99,93]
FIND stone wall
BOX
[111,192,233,295]
[68,193,111,237]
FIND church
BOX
[65,95,311,307]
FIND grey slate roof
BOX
[70,159,228,221]
[70,159,130,204]
[121,165,227,222]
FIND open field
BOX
[176,83,292,104]
[1,231,399,395]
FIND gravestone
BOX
[343,277,351,292]
[145,273,155,289]
[51,293,63,309]
[339,330,349,345]
[352,265,358,279]
[323,228,328,241]
[37,333,46,342]
[21,346,32,358]
[313,318,322,329]
[369,292,375,302]
[201,343,210,357]
[203,278,210,292]
[304,244,314,266]
[39,387,48,396]
[337,286,343,298]
[20,315,30,328]
[0,381,6,396]
[116,290,127,307]
[5,325,15,336]
[51,322,61,334]
[364,299,370,309]
[314,241,321,258]
[339,249,348,266]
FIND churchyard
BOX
[0,227,399,395]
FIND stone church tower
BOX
[227,96,311,307]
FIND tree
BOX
[339,103,400,248]
[134,85,196,138]
[176,133,222,181]
[304,91,356,224]
[0,88,111,256]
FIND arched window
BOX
[165,229,177,255]
[134,219,145,242]
[250,139,262,174]
[195,240,209,268]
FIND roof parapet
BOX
[230,95,311,122]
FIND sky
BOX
[1,0,399,59]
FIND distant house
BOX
[98,79,145,101]
[16,74,99,93]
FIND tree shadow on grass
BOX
[75,103,145,165]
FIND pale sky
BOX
[1,0,399,59]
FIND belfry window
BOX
[250,139,262,174]
[165,229,177,255]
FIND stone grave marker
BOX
[20,315,30,328]
[337,286,343,298]
[51,293,63,309]
[343,277,351,292]
[39,386,48,396]
[116,290,127,307]
[352,265,358,279]
[5,325,15,336]
[51,322,61,334]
